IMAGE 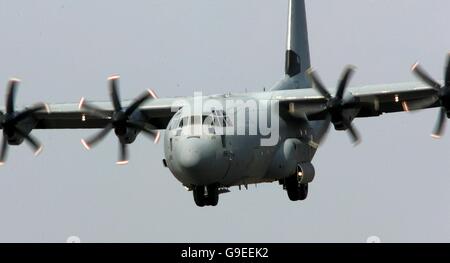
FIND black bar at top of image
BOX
[0,243,449,261]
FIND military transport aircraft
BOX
[0,0,448,206]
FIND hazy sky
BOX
[0,0,450,242]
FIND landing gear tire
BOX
[192,184,219,207]
[285,176,308,201]
[298,183,308,201]
[193,186,206,207]
[206,185,219,206]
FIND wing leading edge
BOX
[32,97,182,130]
[15,81,442,130]
[276,82,436,117]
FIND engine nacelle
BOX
[4,117,37,145]
[333,105,360,131]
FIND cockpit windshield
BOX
[168,110,233,130]
[179,116,209,128]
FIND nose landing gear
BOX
[193,184,219,207]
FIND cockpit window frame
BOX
[168,110,233,130]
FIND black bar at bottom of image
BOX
[0,243,449,261]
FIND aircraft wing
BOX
[4,81,438,131]
[0,77,439,164]
[32,97,184,130]
[36,81,438,130]
[349,82,438,117]
[0,77,191,164]
[274,82,438,120]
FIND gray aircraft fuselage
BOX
[163,92,325,188]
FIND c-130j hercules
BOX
[0,0,448,206]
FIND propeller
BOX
[0,78,49,165]
[79,75,160,165]
[411,54,450,138]
[307,66,361,145]
[297,115,332,149]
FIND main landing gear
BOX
[284,175,308,201]
[193,184,219,207]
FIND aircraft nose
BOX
[178,141,204,169]
[178,137,211,170]
[175,136,226,185]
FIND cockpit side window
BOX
[224,116,233,127]
[179,116,189,128]
[210,110,233,127]
[168,110,182,130]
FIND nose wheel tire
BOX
[193,186,206,207]
[285,175,308,201]
[205,185,219,206]
[193,185,219,207]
